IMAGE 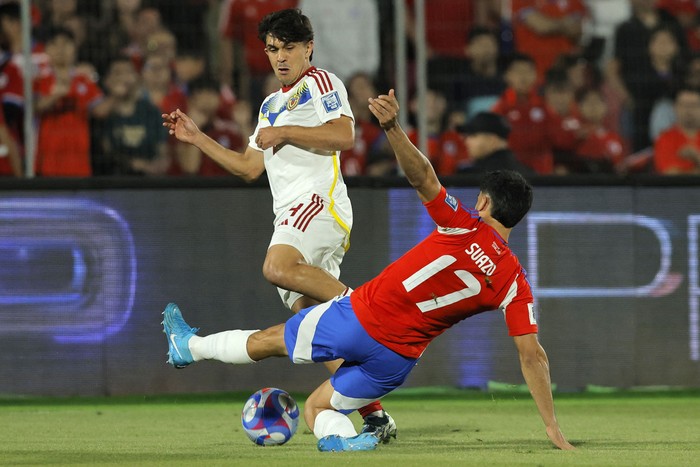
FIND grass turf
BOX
[0,389,698,466]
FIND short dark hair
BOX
[258,9,313,45]
[0,2,19,21]
[46,26,75,44]
[467,26,497,43]
[188,75,220,95]
[479,170,533,228]
[505,52,536,71]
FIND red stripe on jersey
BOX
[308,71,328,94]
[314,69,333,92]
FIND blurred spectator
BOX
[654,86,700,174]
[142,52,187,113]
[658,0,698,30]
[429,26,505,118]
[299,0,379,82]
[407,88,449,164]
[456,111,533,175]
[121,6,164,71]
[511,0,588,80]
[434,109,471,176]
[405,0,498,59]
[93,56,169,175]
[173,77,247,176]
[0,100,21,176]
[607,0,687,149]
[543,68,583,173]
[492,52,554,174]
[217,0,297,103]
[95,0,142,75]
[34,28,115,177]
[650,51,700,139]
[0,49,24,163]
[173,49,207,94]
[573,87,626,173]
[625,26,684,151]
[342,72,394,176]
[0,1,48,77]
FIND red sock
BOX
[358,401,384,418]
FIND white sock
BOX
[188,330,259,364]
[313,409,357,439]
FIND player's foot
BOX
[161,302,198,369]
[317,433,380,452]
[361,410,397,443]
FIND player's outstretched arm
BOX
[513,333,575,451]
[368,89,441,203]
[163,108,265,182]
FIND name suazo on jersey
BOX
[250,66,353,233]
[351,187,537,358]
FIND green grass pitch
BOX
[1,389,698,466]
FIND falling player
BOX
[162,89,574,452]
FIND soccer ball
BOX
[241,387,300,446]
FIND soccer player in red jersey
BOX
[163,90,574,452]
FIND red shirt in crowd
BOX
[341,119,384,176]
[219,0,298,76]
[512,0,588,78]
[492,88,553,174]
[34,70,103,176]
[575,125,625,167]
[435,129,471,175]
[654,126,700,173]
[406,0,474,58]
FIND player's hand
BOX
[368,89,399,130]
[546,425,575,450]
[162,108,201,144]
[256,126,285,150]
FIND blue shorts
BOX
[284,295,418,413]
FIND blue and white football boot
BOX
[317,433,380,452]
[162,303,198,368]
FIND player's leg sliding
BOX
[162,303,260,367]
[314,410,380,452]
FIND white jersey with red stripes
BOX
[351,186,538,358]
[250,66,353,232]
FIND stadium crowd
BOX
[1,0,700,178]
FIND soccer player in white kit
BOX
[162,8,394,439]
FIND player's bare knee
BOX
[262,257,292,288]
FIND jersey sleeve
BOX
[310,70,354,124]
[500,270,538,336]
[423,186,480,231]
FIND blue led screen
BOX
[1,185,699,396]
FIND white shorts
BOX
[269,193,350,309]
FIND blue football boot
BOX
[317,433,380,452]
[162,303,198,368]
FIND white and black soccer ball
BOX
[241,387,300,446]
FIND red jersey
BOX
[34,70,103,176]
[575,125,625,165]
[435,129,470,175]
[493,88,553,174]
[654,126,700,173]
[351,187,537,358]
[341,119,383,176]
[512,0,587,78]
[219,0,298,75]
[406,0,474,57]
